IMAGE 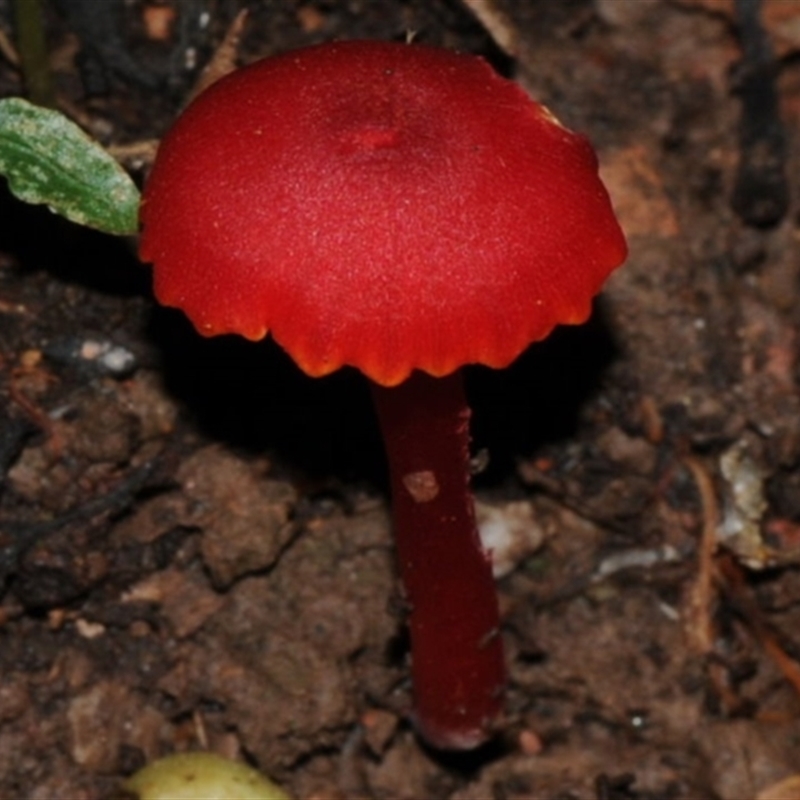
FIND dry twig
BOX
[185,8,249,106]
[459,0,518,56]
[0,25,20,67]
[718,553,800,700]
[683,455,720,655]
[684,455,800,708]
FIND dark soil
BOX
[2,1,800,798]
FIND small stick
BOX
[107,139,160,170]
[683,456,719,655]
[0,24,20,66]
[717,554,800,700]
[459,0,518,57]
[184,9,248,106]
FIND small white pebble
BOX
[477,500,543,578]
[98,345,136,374]
[75,618,106,639]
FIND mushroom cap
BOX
[140,40,626,386]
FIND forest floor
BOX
[2,1,800,798]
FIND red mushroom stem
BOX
[371,370,504,749]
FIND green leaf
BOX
[0,97,140,235]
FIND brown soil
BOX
[2,1,800,798]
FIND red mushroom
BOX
[139,40,627,750]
